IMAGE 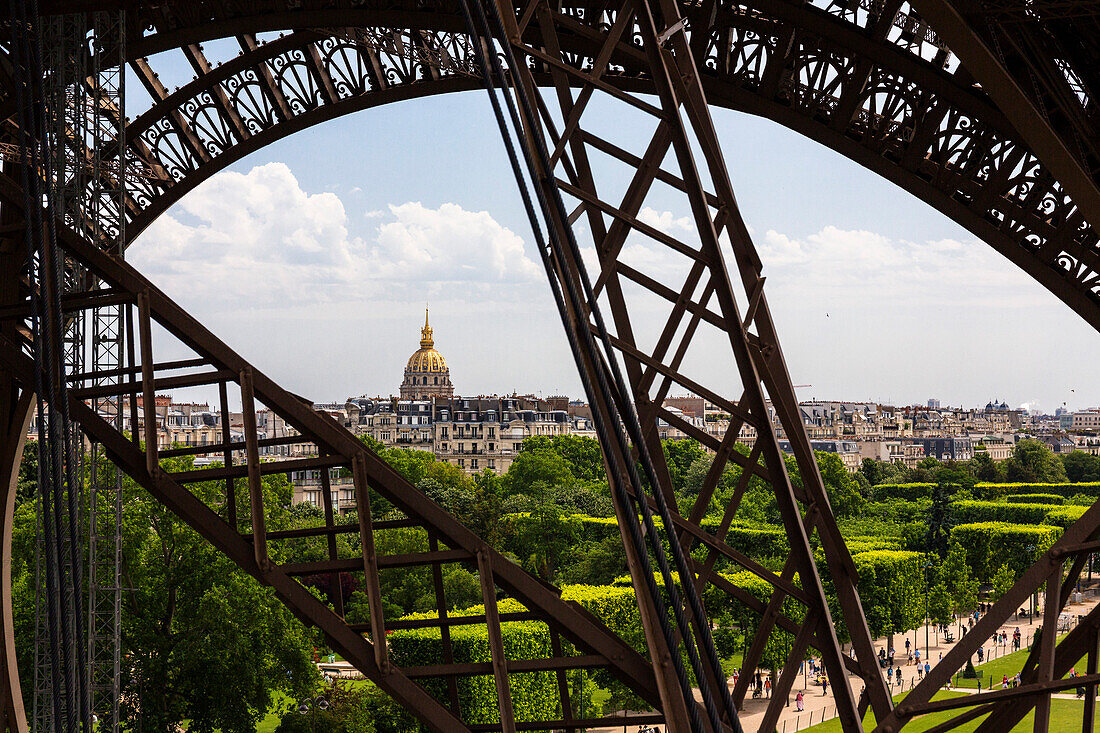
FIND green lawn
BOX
[954,635,1085,690]
[800,691,1089,733]
[255,693,290,733]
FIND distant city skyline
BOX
[127,91,1100,415]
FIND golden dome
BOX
[407,348,448,373]
[406,308,448,373]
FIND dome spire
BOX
[420,305,434,348]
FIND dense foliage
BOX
[13,424,1100,728]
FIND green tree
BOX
[970,452,1004,482]
[663,439,706,494]
[466,469,508,547]
[859,457,881,487]
[814,451,866,518]
[442,568,483,610]
[910,456,940,483]
[115,459,316,732]
[924,483,955,558]
[504,446,575,498]
[939,543,979,614]
[928,583,953,626]
[561,535,627,586]
[1063,451,1100,483]
[547,434,605,482]
[1004,439,1068,483]
[508,505,580,581]
[15,440,37,505]
[992,563,1016,599]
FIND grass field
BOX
[799,691,1089,733]
[953,635,1087,690]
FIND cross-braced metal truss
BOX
[2,1,1100,732]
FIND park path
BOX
[592,586,1100,733]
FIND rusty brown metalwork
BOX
[2,1,1100,732]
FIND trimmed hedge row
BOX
[564,513,792,559]
[389,586,643,724]
[976,482,1100,497]
[868,484,937,501]
[949,522,1061,580]
[1006,493,1065,505]
[851,550,925,639]
[844,536,902,555]
[1044,505,1089,528]
[952,500,1056,525]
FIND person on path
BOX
[905,638,911,656]
[756,670,763,691]
[796,691,804,712]
[765,678,772,699]
[822,676,829,696]
[914,648,920,666]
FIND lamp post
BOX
[297,695,330,733]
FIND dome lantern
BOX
[400,307,454,400]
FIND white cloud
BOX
[131,163,539,308]
[757,225,1045,306]
[367,202,540,282]
[638,206,695,235]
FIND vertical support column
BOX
[124,306,139,448]
[136,291,157,475]
[1035,562,1061,733]
[1086,625,1098,733]
[352,453,388,671]
[218,380,236,531]
[549,629,575,727]
[429,534,461,713]
[318,463,343,618]
[477,549,516,733]
[0,389,32,733]
[238,367,267,569]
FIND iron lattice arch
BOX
[56,0,1100,331]
[4,1,1100,733]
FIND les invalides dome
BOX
[399,309,454,400]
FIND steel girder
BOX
[21,0,1100,332]
[0,169,677,732]
[3,1,1100,732]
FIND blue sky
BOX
[127,89,1100,413]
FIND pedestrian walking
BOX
[822,676,829,696]
[796,691,804,712]
[765,678,772,699]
